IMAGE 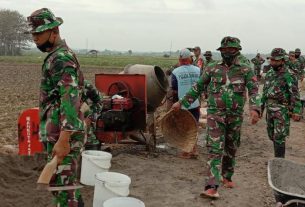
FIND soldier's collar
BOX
[44,39,67,62]
[234,56,241,66]
[48,39,66,54]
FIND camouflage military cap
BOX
[289,51,295,55]
[203,51,212,56]
[27,8,63,33]
[295,48,301,53]
[217,36,242,50]
[268,48,286,60]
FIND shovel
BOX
[36,155,84,191]
[36,155,58,190]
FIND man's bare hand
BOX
[250,110,260,125]
[52,131,71,164]
[171,101,181,111]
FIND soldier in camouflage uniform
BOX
[295,48,305,70]
[82,80,103,148]
[203,51,217,66]
[251,53,265,80]
[172,36,261,198]
[27,8,85,206]
[287,51,304,82]
[261,48,301,158]
[295,49,305,109]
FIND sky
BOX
[1,0,305,53]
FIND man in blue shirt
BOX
[171,48,201,158]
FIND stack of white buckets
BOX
[81,150,145,207]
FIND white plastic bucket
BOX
[93,172,131,207]
[80,150,112,186]
[103,197,145,207]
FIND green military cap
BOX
[203,51,212,56]
[289,51,295,55]
[268,48,287,60]
[295,48,301,53]
[27,8,63,34]
[217,36,242,50]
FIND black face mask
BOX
[295,54,300,58]
[36,32,54,53]
[221,52,238,66]
[271,64,283,71]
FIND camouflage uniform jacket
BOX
[181,55,261,115]
[261,66,302,115]
[251,57,265,68]
[204,59,218,67]
[82,80,103,122]
[296,56,305,69]
[238,54,251,65]
[286,60,304,80]
[39,40,85,142]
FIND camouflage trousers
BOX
[254,66,261,75]
[266,106,290,145]
[254,66,261,79]
[205,113,243,187]
[86,121,99,145]
[47,132,85,207]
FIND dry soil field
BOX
[0,63,305,207]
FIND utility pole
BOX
[86,38,88,54]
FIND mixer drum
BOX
[123,64,168,112]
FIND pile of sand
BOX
[0,154,52,207]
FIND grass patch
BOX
[0,55,178,69]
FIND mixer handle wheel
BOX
[107,81,131,98]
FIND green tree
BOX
[0,9,32,55]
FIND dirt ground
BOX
[1,63,305,207]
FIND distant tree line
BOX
[0,9,32,56]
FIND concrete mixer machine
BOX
[95,64,168,152]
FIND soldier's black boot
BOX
[273,142,285,158]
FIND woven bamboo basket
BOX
[161,109,198,152]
